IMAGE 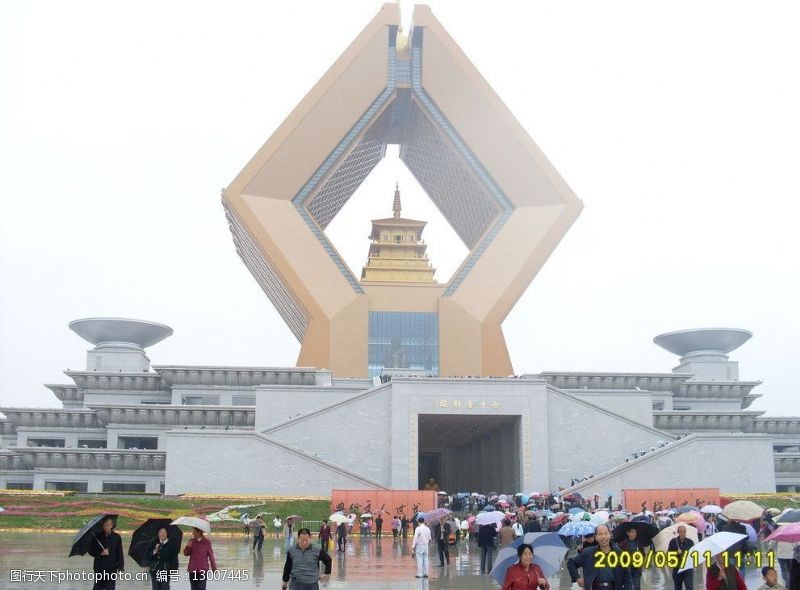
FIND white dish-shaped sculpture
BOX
[653,328,752,359]
[69,318,173,351]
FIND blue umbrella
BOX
[557,521,597,537]
[490,532,568,584]
[568,507,583,515]
[483,505,496,512]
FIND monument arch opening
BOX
[418,413,521,493]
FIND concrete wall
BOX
[254,386,364,430]
[571,391,654,426]
[562,433,775,502]
[164,430,385,495]
[547,389,673,489]
[263,386,393,486]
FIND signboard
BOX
[331,489,437,517]
[622,488,720,511]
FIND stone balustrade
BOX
[90,404,255,427]
[2,448,166,471]
[674,381,760,399]
[753,418,800,435]
[774,454,800,473]
[153,366,324,387]
[538,372,688,392]
[1,419,16,434]
[65,372,169,391]
[653,411,764,432]
[0,408,101,429]
[45,384,85,405]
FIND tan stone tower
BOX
[361,184,437,283]
[222,4,582,378]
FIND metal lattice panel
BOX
[305,107,390,229]
[400,99,500,249]
[225,204,310,341]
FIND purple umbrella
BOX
[425,508,453,522]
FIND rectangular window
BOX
[368,311,439,377]
[232,396,256,406]
[27,438,65,448]
[652,402,664,411]
[78,439,107,449]
[182,395,219,406]
[45,481,88,492]
[117,436,158,450]
[6,482,34,490]
[103,482,146,493]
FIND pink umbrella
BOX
[767,523,800,543]
[676,510,705,533]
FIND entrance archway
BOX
[418,414,521,493]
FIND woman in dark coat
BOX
[147,527,179,590]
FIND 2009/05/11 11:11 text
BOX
[594,551,775,570]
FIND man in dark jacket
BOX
[477,523,497,574]
[667,525,694,590]
[88,517,124,590]
[282,528,332,590]
[617,527,647,590]
[433,516,451,567]
[568,524,633,590]
[335,521,347,553]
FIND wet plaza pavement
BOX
[0,532,769,589]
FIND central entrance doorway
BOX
[418,414,521,493]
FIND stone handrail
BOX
[753,418,800,435]
[45,384,85,405]
[0,408,101,429]
[674,381,761,398]
[65,372,169,391]
[774,453,800,473]
[89,404,255,427]
[0,419,16,434]
[653,411,764,432]
[153,366,327,387]
[538,372,689,393]
[2,448,166,471]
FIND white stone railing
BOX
[538,372,688,392]
[66,372,169,391]
[153,366,326,387]
[754,418,800,435]
[0,419,16,435]
[674,381,760,398]
[774,454,800,473]
[653,411,764,432]
[0,408,101,429]
[89,404,255,427]
[2,448,166,471]
[45,384,85,405]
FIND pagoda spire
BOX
[393,182,402,219]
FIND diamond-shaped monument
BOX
[222,3,582,378]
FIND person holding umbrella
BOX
[183,527,217,590]
[500,543,549,590]
[147,527,179,590]
[706,552,746,590]
[668,525,695,590]
[88,516,124,590]
[252,516,266,551]
[567,524,633,590]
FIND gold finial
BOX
[393,182,401,219]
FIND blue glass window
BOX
[368,312,439,377]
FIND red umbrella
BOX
[551,513,568,527]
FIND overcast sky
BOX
[1,1,798,415]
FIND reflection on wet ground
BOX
[0,532,769,589]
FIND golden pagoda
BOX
[360,184,437,283]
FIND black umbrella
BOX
[777,510,800,524]
[69,513,119,557]
[128,518,184,567]
[612,521,660,545]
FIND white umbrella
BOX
[721,500,763,521]
[329,513,348,525]
[678,532,747,572]
[476,511,505,527]
[653,522,700,553]
[360,513,373,519]
[171,516,210,533]
[0,506,5,513]
[700,504,722,514]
